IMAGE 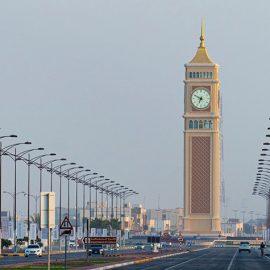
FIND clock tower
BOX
[183,21,221,235]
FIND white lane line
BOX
[164,252,210,270]
[226,249,238,270]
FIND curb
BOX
[89,247,208,270]
[1,253,25,257]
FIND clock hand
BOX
[194,95,201,99]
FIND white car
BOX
[238,241,251,253]
[134,243,145,250]
[24,244,42,257]
[69,239,78,248]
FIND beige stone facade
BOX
[182,23,221,235]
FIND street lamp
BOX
[118,187,129,227]
[3,190,25,250]
[92,178,109,219]
[70,169,91,248]
[84,175,104,228]
[37,153,57,194]
[76,173,98,235]
[99,179,110,220]
[113,187,127,220]
[44,158,67,192]
[103,182,115,220]
[23,192,40,220]
[52,162,76,251]
[61,166,83,219]
[0,134,17,255]
[53,162,75,228]
[25,149,46,244]
[2,141,32,252]
[108,184,120,220]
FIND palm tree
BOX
[30,213,40,225]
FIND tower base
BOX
[182,216,221,236]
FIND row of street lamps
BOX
[0,134,138,252]
[252,125,270,230]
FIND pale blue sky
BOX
[0,1,268,220]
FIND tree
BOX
[30,213,40,225]
[2,239,12,248]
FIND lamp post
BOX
[61,166,83,219]
[51,162,76,251]
[92,179,109,219]
[76,173,98,235]
[113,187,127,220]
[108,184,120,220]
[122,190,138,245]
[53,163,75,226]
[100,179,110,220]
[44,158,67,192]
[25,149,46,245]
[103,182,115,220]
[70,169,91,249]
[2,141,32,252]
[23,193,40,220]
[37,153,57,194]
[3,191,25,250]
[0,134,17,254]
[84,175,104,234]
[118,187,128,224]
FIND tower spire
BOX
[200,17,205,48]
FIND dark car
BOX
[89,244,104,255]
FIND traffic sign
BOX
[60,216,73,230]
[83,236,117,244]
[60,229,72,236]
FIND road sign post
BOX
[59,216,73,270]
[86,219,89,261]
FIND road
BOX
[0,248,147,266]
[116,247,270,270]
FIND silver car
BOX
[238,241,251,253]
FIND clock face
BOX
[191,88,211,109]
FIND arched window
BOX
[206,72,209,78]
[210,72,213,78]
[209,120,213,128]
[189,120,193,129]
[196,72,199,78]
[193,72,195,78]
[194,120,198,129]
[189,72,192,78]
[204,120,209,128]
[199,120,203,129]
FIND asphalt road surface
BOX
[0,248,149,266]
[117,247,270,270]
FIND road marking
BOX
[264,255,270,261]
[164,252,209,270]
[226,249,238,270]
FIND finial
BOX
[200,17,205,48]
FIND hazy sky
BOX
[0,1,269,221]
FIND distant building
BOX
[221,218,243,237]
[146,208,183,234]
